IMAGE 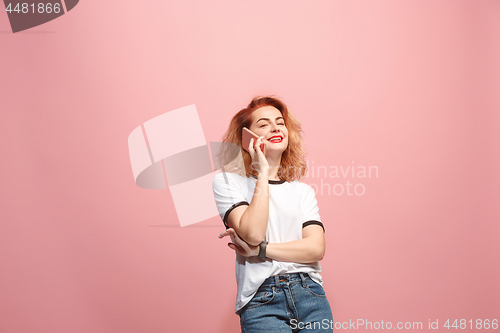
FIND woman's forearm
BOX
[266,237,325,264]
[237,174,269,245]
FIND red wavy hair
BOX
[219,96,307,182]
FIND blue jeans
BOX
[238,273,333,333]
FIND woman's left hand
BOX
[219,228,260,257]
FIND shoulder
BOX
[289,180,315,193]
[289,181,318,203]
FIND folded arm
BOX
[225,174,269,246]
[219,224,325,264]
[266,225,325,263]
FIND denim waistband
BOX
[261,272,310,286]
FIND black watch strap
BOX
[258,240,268,259]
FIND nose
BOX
[270,123,280,133]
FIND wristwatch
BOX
[258,240,268,259]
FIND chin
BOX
[267,146,287,154]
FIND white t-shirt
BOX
[212,172,325,313]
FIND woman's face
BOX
[248,106,289,155]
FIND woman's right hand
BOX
[219,228,260,257]
[248,136,270,177]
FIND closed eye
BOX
[260,122,285,127]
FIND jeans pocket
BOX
[305,279,327,298]
[245,286,276,310]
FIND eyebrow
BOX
[256,116,284,123]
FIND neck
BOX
[265,152,282,180]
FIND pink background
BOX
[1,1,499,332]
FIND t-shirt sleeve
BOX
[301,184,325,232]
[212,172,249,229]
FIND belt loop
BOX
[299,272,307,287]
[274,275,279,286]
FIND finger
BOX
[218,229,233,238]
[223,229,239,243]
[254,135,263,147]
[248,137,255,154]
[228,229,241,242]
[228,243,242,251]
[248,138,257,161]
[231,237,250,251]
[255,136,266,155]
[231,235,244,247]
[226,229,247,247]
[228,243,245,256]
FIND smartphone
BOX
[242,127,266,154]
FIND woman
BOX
[212,96,333,332]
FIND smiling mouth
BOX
[268,136,283,143]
